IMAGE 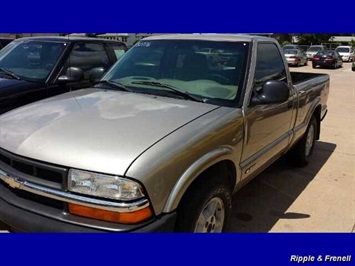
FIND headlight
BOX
[68,169,145,201]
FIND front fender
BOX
[162,146,237,213]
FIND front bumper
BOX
[0,182,176,232]
[0,156,176,232]
[340,56,349,62]
[286,58,298,65]
[306,54,315,60]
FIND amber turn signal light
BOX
[68,203,153,224]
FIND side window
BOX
[110,44,127,61]
[62,42,110,80]
[254,43,287,90]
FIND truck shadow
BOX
[230,141,336,232]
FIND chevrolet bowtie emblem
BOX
[6,177,22,189]
[0,169,22,189]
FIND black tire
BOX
[312,64,316,69]
[288,116,317,167]
[175,175,232,233]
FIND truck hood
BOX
[0,88,218,175]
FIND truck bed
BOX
[290,72,329,85]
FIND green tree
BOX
[350,38,355,48]
[294,34,334,45]
[273,34,293,44]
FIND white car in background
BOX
[335,46,354,62]
[306,45,326,60]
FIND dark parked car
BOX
[0,38,14,49]
[0,36,127,114]
[312,50,343,69]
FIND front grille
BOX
[0,153,11,165]
[0,148,67,189]
[0,180,65,210]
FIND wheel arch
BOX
[162,147,237,213]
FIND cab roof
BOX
[12,36,125,44]
[143,34,275,43]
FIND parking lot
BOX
[0,61,354,233]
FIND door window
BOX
[254,43,288,91]
[62,43,110,80]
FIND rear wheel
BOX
[175,174,232,233]
[288,116,317,167]
[312,63,316,69]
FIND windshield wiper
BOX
[95,80,133,92]
[131,81,204,103]
[0,67,21,80]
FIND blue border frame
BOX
[0,233,354,265]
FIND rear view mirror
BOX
[58,67,84,83]
[250,80,289,105]
[90,67,106,82]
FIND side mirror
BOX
[250,80,289,105]
[89,67,106,82]
[58,67,84,83]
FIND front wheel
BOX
[288,116,317,167]
[175,178,232,233]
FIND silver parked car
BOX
[284,49,308,66]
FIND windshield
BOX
[308,46,323,52]
[336,47,350,53]
[102,40,250,106]
[283,45,297,50]
[0,40,67,82]
[284,49,298,54]
[316,51,335,57]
